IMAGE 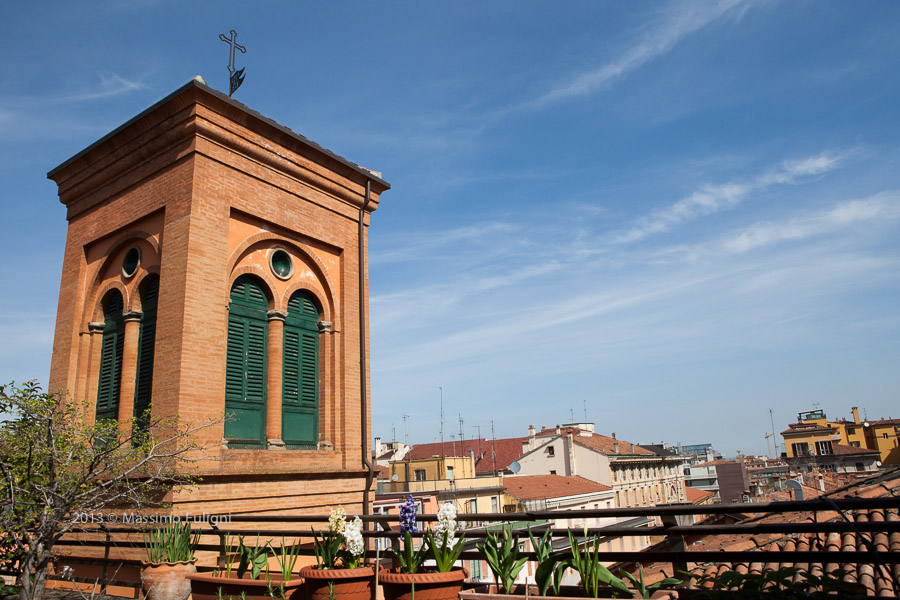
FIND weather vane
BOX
[218,29,246,97]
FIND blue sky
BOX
[3,1,899,457]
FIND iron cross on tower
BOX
[219,29,246,97]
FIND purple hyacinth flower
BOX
[399,495,418,534]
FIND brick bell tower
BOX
[47,77,389,517]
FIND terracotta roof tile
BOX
[615,467,900,594]
[575,435,655,456]
[502,474,611,501]
[404,437,527,473]
[685,486,715,504]
[694,460,740,467]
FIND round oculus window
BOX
[122,247,141,278]
[270,249,293,280]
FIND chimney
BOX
[613,441,619,454]
[567,430,577,477]
[818,473,825,492]
[528,424,536,450]
[851,407,861,424]
[611,432,616,440]
[556,424,561,435]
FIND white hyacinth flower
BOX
[434,502,458,547]
[343,516,364,557]
[328,507,347,533]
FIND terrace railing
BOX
[34,495,900,597]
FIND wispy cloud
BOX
[723,190,900,253]
[519,0,749,111]
[614,149,852,243]
[54,73,147,103]
[373,222,517,264]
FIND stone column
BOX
[266,310,287,449]
[117,310,142,425]
[84,321,106,426]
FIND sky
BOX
[2,1,899,458]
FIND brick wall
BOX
[47,80,388,516]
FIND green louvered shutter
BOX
[96,293,124,422]
[283,291,319,449]
[133,277,158,428]
[225,276,268,448]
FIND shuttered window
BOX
[96,292,124,421]
[225,276,268,448]
[283,291,319,449]
[133,277,158,429]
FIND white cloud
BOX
[615,149,851,243]
[56,73,147,103]
[372,222,517,264]
[723,191,900,253]
[522,0,749,110]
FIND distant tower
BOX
[47,79,390,515]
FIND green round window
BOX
[270,249,293,280]
[122,247,141,278]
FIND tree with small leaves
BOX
[0,381,218,600]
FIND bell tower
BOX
[47,77,389,515]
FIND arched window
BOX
[225,276,268,448]
[96,291,124,421]
[282,291,320,449]
[133,276,158,427]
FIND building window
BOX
[792,442,810,457]
[549,470,557,475]
[96,291,124,422]
[847,427,855,435]
[470,559,482,581]
[414,469,426,481]
[283,291,320,449]
[815,441,833,456]
[856,463,865,472]
[225,276,268,448]
[133,276,159,429]
[447,465,454,480]
[547,446,555,456]
[883,433,889,440]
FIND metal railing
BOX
[43,495,900,596]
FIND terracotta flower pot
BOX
[140,559,197,600]
[380,566,468,600]
[300,565,376,600]
[188,571,305,600]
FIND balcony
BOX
[26,492,900,598]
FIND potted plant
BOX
[188,533,305,600]
[461,526,681,600]
[476,525,528,595]
[141,520,200,600]
[380,497,468,600]
[300,507,376,600]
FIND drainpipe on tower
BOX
[360,179,374,516]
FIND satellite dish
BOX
[509,461,521,474]
[391,474,399,482]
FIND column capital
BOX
[267,309,288,322]
[88,322,105,334]
[317,320,333,333]
[123,309,143,323]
